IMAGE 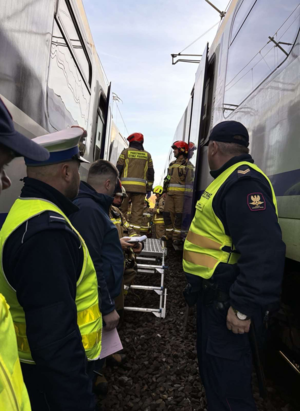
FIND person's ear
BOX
[61,163,71,182]
[104,178,110,191]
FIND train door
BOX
[182,44,208,233]
[93,93,107,160]
[101,83,113,161]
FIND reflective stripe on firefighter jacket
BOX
[0,294,31,411]
[140,207,152,233]
[153,197,165,225]
[109,205,134,237]
[165,158,194,195]
[183,162,278,279]
[0,199,102,364]
[117,148,154,194]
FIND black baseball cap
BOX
[0,98,49,161]
[209,121,249,147]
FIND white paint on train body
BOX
[0,0,128,217]
[163,0,300,262]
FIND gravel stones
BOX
[99,247,297,411]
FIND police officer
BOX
[117,132,155,235]
[0,98,49,410]
[152,185,166,239]
[0,127,102,410]
[183,121,285,410]
[163,141,193,244]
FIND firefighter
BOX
[110,183,142,314]
[152,185,166,239]
[163,141,193,245]
[182,142,197,235]
[117,132,155,235]
[141,198,152,237]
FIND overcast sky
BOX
[82,0,229,185]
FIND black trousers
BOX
[196,299,258,410]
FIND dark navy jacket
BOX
[3,177,95,411]
[70,181,124,316]
[186,154,286,317]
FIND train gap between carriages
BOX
[100,247,298,411]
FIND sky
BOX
[82,0,230,185]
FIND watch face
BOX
[237,312,247,321]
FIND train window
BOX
[230,0,257,44]
[57,0,91,85]
[224,0,300,116]
[47,20,90,130]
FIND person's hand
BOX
[120,237,132,250]
[132,242,142,254]
[103,310,120,331]
[226,306,251,334]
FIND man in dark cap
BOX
[0,113,102,410]
[183,121,285,410]
[0,97,49,410]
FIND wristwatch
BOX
[233,309,248,321]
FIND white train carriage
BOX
[163,0,300,262]
[0,0,127,223]
[162,0,300,381]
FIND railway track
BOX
[100,246,299,411]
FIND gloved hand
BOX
[146,191,151,199]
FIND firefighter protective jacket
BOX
[109,205,134,238]
[117,146,154,194]
[152,197,165,225]
[141,206,152,234]
[164,157,194,195]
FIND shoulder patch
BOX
[247,193,266,211]
[237,168,250,175]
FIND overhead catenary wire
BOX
[178,21,220,54]
[113,100,129,136]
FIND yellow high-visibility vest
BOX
[0,293,31,410]
[183,162,278,278]
[0,199,102,364]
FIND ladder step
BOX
[129,285,163,291]
[124,307,161,313]
[137,269,156,274]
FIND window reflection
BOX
[224,0,300,116]
[58,0,91,84]
[47,21,90,130]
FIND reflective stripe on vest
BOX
[111,218,122,225]
[183,162,278,279]
[0,294,31,410]
[0,199,102,363]
[154,218,164,224]
[121,177,146,187]
[167,184,193,192]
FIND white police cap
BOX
[25,127,89,166]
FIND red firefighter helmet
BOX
[127,132,144,143]
[188,142,197,151]
[171,140,188,154]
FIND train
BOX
[0,0,128,224]
[162,0,300,393]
